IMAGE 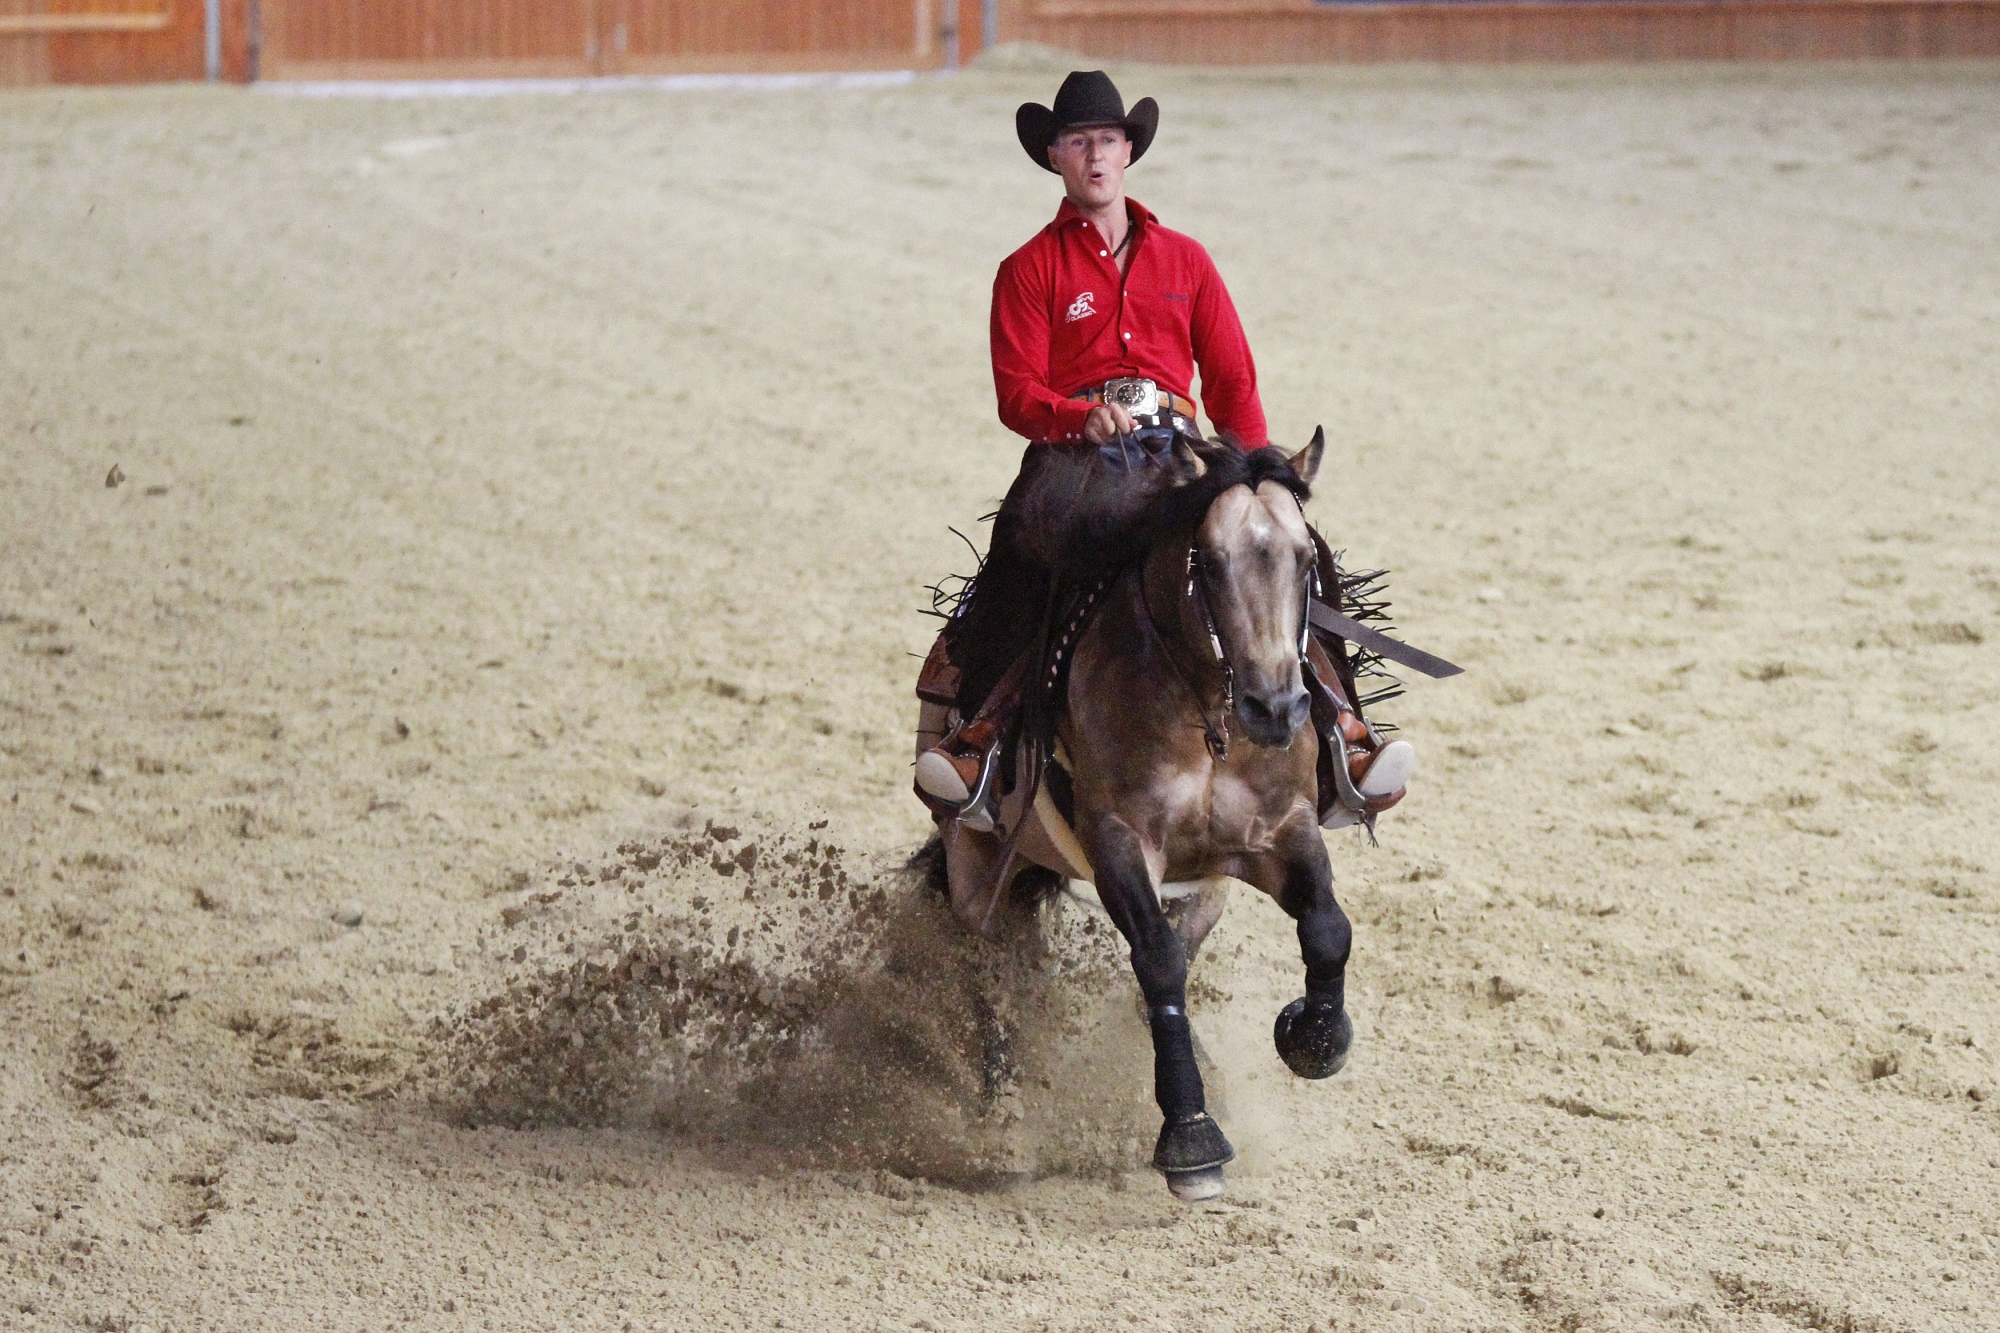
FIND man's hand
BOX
[1082,402,1136,444]
[1088,402,1136,444]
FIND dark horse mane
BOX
[1068,438,1312,575]
[1156,438,1311,545]
[929,436,1314,750]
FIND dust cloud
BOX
[428,824,1159,1184]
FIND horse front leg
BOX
[1269,822,1356,1079]
[1085,816,1235,1201]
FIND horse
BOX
[918,429,1354,1202]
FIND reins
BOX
[1152,548,1224,756]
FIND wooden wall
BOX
[0,0,960,84]
[618,0,933,66]
[259,0,944,80]
[0,0,204,84]
[4,0,1997,86]
[1011,0,2000,64]
[262,0,597,80]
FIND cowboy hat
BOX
[1016,70,1158,174]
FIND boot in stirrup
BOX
[1323,708,1416,826]
[915,717,1004,833]
[1305,637,1414,827]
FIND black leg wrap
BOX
[1304,969,1346,1012]
[1274,995,1353,1080]
[1148,1008,1206,1122]
[1298,914,1350,1010]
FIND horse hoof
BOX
[1274,996,1353,1079]
[1152,1111,1235,1176]
[1165,1166,1227,1203]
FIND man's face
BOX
[1048,126,1132,209]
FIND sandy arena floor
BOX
[3,52,1999,1332]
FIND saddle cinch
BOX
[912,529,1439,917]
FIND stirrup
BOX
[954,741,1003,833]
[915,736,1002,833]
[1325,722,1416,824]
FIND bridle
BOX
[1146,514,1318,762]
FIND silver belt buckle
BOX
[1102,376,1160,420]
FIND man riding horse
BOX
[915,71,1416,830]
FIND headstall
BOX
[1171,494,1320,763]
[1046,538,1295,767]
[1182,547,1236,761]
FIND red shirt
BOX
[990,197,1268,448]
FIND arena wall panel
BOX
[257,0,940,79]
[3,0,1996,85]
[0,0,205,84]
[1012,0,2000,64]
[261,0,597,78]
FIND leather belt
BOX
[1071,381,1197,427]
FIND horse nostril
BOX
[1237,689,1308,740]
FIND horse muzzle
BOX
[1234,684,1310,749]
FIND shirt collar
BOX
[1052,196,1156,231]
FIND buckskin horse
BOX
[916,429,1370,1202]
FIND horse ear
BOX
[1287,427,1325,486]
[1170,434,1209,484]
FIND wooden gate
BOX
[256,0,962,81]
[0,0,204,83]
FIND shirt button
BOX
[1100,250,1107,257]
[1123,332,1132,340]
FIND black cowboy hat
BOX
[1016,70,1158,174]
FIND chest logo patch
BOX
[1064,292,1097,323]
